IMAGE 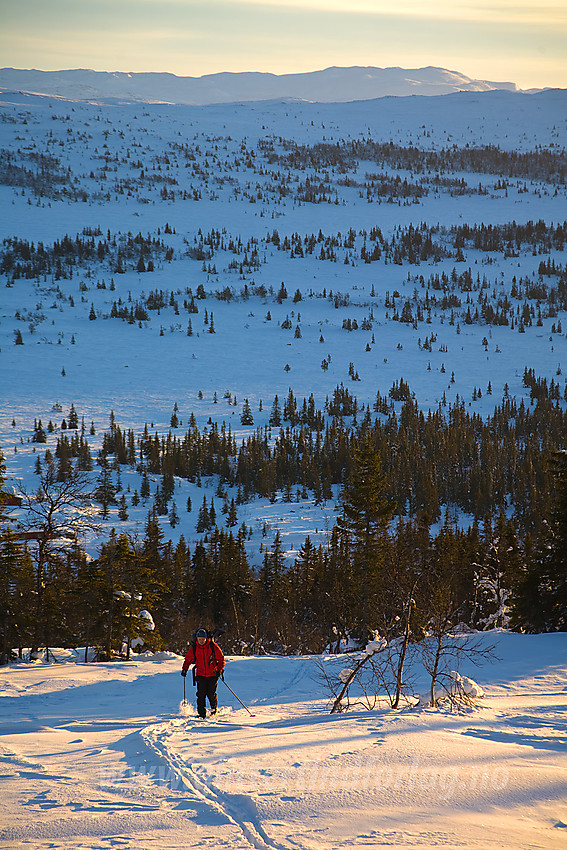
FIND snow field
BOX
[0,632,565,849]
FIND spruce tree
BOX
[140,471,150,501]
[32,419,47,443]
[118,494,129,521]
[511,451,567,631]
[269,395,282,427]
[55,437,73,482]
[77,437,93,471]
[95,459,117,518]
[335,436,396,640]
[68,404,79,429]
[169,501,179,527]
[226,497,238,528]
[196,496,211,533]
[75,548,106,662]
[259,531,288,648]
[0,530,34,663]
[240,398,254,425]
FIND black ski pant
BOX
[196,675,218,717]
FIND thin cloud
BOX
[229,0,567,25]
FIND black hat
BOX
[196,628,207,638]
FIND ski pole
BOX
[182,675,187,706]
[220,675,255,716]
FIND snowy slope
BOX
[0,633,565,849]
[0,89,566,559]
[1,78,566,850]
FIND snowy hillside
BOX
[1,74,566,850]
[1,88,566,566]
[0,633,565,849]
[0,65,521,105]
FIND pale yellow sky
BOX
[237,0,566,21]
[1,0,565,89]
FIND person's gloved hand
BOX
[181,669,187,677]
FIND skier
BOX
[181,628,225,718]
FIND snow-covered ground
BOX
[1,88,566,561]
[0,633,565,849]
[1,88,566,848]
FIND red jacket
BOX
[182,639,225,677]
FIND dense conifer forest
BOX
[1,384,566,661]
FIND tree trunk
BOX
[331,653,368,713]
[83,614,91,663]
[105,598,114,660]
[32,539,46,654]
[231,594,241,646]
[429,634,443,707]
[392,598,414,709]
[1,614,8,665]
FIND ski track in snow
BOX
[0,637,566,848]
[139,658,319,849]
[142,718,291,850]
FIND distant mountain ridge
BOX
[0,65,522,105]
